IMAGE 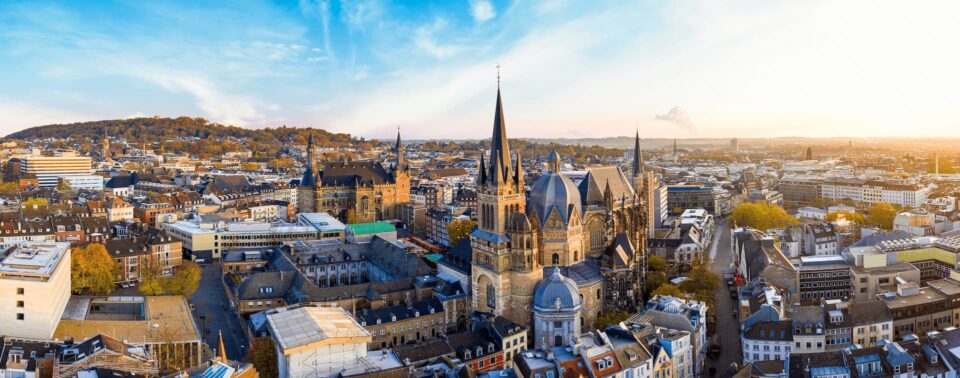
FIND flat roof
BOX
[347,221,396,235]
[0,242,70,278]
[297,212,347,232]
[266,305,371,355]
[55,295,200,344]
[882,287,947,309]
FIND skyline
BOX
[2,1,960,140]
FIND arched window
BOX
[361,196,369,212]
[574,251,579,261]
[552,253,560,265]
[486,284,496,309]
[596,289,601,299]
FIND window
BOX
[16,301,23,308]
[16,288,24,295]
[16,313,24,320]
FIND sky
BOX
[1,0,959,140]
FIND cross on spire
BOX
[496,62,501,88]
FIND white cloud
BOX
[470,0,495,23]
[414,19,461,59]
[655,106,694,133]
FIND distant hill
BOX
[5,116,356,147]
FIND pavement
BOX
[703,218,742,377]
[189,263,250,361]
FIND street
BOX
[189,263,250,361]
[703,218,741,377]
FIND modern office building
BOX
[20,152,93,187]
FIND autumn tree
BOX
[651,284,686,298]
[23,197,48,208]
[246,337,278,378]
[446,219,477,245]
[162,260,201,298]
[731,202,798,231]
[597,311,631,330]
[826,210,864,226]
[678,260,722,314]
[138,254,166,296]
[71,244,118,295]
[866,202,898,230]
[644,255,669,295]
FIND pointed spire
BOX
[603,180,613,209]
[217,330,228,362]
[394,126,404,170]
[514,150,524,192]
[632,129,644,177]
[477,153,487,186]
[488,87,512,187]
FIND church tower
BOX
[631,130,653,303]
[471,86,540,326]
[298,134,319,213]
[101,127,111,161]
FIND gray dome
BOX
[533,268,581,312]
[529,171,581,225]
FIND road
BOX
[703,218,742,377]
[189,263,249,361]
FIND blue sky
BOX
[2,1,960,139]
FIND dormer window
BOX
[391,315,396,322]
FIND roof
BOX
[533,267,582,312]
[55,296,200,344]
[529,171,581,225]
[320,161,395,186]
[578,166,635,206]
[265,305,371,354]
[347,221,396,235]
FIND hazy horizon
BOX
[2,1,959,140]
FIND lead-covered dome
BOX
[529,170,581,225]
[533,267,582,312]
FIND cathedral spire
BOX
[394,126,404,169]
[307,133,316,172]
[514,150,524,192]
[488,87,512,187]
[632,129,644,177]
[477,153,487,186]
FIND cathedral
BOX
[470,86,653,348]
[298,132,411,223]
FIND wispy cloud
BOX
[470,0,495,23]
[655,106,695,133]
[414,18,461,59]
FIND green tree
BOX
[731,202,798,231]
[866,202,898,230]
[678,260,722,313]
[71,244,118,295]
[246,337,278,378]
[446,219,477,245]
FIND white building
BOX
[0,242,72,340]
[266,305,402,378]
[20,152,93,187]
[653,185,669,228]
[60,175,104,190]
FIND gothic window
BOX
[552,253,560,266]
[361,196,370,212]
[574,251,579,261]
[486,284,496,309]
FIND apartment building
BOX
[797,255,852,300]
[161,215,322,261]
[357,297,445,350]
[103,229,183,284]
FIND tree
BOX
[163,261,201,298]
[345,209,358,224]
[826,210,864,226]
[678,261,722,311]
[597,311,631,330]
[731,202,798,231]
[651,283,686,298]
[71,244,118,295]
[57,179,72,191]
[866,202,898,230]
[23,197,48,208]
[246,337,278,378]
[446,219,477,245]
[137,254,166,296]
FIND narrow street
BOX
[703,218,741,377]
[189,263,250,361]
